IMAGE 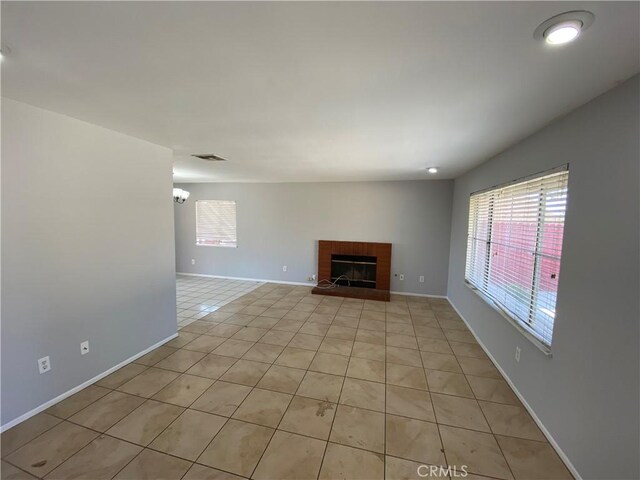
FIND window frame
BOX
[464,165,569,355]
[195,200,238,248]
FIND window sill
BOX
[464,282,552,357]
[196,244,238,248]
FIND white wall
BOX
[1,99,177,426]
[174,181,453,296]
[447,75,639,479]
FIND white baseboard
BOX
[177,272,313,287]
[178,272,446,297]
[446,297,581,480]
[0,332,179,433]
[391,291,448,299]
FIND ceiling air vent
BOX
[192,154,228,161]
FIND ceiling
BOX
[2,2,638,183]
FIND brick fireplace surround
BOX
[311,240,392,301]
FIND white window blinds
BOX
[196,200,237,247]
[465,166,569,348]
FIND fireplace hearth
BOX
[312,240,392,301]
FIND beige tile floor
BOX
[1,283,573,480]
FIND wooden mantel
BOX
[312,240,392,301]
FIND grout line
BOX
[412,302,451,473]
[316,304,350,479]
[1,457,49,479]
[383,322,388,480]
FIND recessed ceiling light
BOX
[534,11,594,46]
[427,167,438,174]
[545,20,582,45]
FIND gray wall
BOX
[174,181,453,296]
[1,99,177,426]
[447,75,639,479]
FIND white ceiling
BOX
[2,2,638,182]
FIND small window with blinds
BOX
[196,200,237,248]
[465,166,569,349]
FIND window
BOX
[196,200,237,247]
[465,166,569,349]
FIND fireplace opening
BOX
[331,254,377,289]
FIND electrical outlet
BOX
[38,356,51,374]
[308,274,317,282]
[419,275,425,283]
[81,341,90,355]
[191,259,195,265]
[282,265,287,272]
[312,274,316,281]
[399,274,404,281]
[515,346,521,363]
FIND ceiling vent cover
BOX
[192,154,227,161]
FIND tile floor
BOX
[1,283,573,480]
[176,275,263,328]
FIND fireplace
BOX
[331,254,377,289]
[312,240,392,301]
